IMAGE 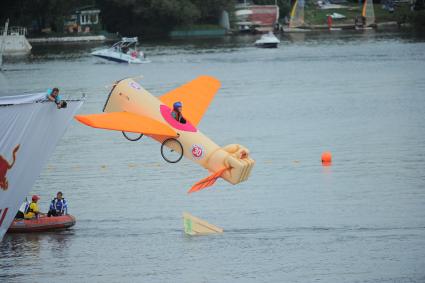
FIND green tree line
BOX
[0,0,235,36]
[97,0,234,35]
[0,0,295,36]
[1,0,423,35]
[0,0,94,33]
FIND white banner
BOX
[0,94,83,240]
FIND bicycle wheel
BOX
[161,138,184,163]
[122,131,143,141]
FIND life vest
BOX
[50,198,67,214]
[27,202,36,214]
[24,202,39,219]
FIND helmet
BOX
[173,102,182,110]
[32,195,40,201]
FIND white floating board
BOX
[183,212,223,236]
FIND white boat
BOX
[91,37,149,64]
[255,32,280,48]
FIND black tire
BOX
[122,131,143,141]
[161,138,184,163]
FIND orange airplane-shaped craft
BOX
[75,76,255,193]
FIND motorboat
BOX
[91,37,149,64]
[255,32,280,48]
[8,215,76,233]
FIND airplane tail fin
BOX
[188,168,229,194]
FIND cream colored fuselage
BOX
[104,79,221,171]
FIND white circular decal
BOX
[191,144,205,159]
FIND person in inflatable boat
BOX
[171,101,186,124]
[48,191,68,217]
[24,195,45,219]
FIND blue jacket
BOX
[49,198,68,215]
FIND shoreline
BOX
[306,21,399,30]
[23,22,407,45]
[28,35,108,43]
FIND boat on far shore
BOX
[255,32,280,48]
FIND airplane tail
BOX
[188,168,229,194]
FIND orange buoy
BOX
[321,151,332,166]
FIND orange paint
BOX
[75,112,178,137]
[159,76,221,127]
[188,168,229,194]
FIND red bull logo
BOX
[0,208,8,228]
[0,144,20,191]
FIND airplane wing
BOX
[159,76,221,127]
[75,112,178,137]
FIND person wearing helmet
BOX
[24,195,45,219]
[171,101,186,124]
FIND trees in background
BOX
[97,0,234,36]
[0,0,94,32]
[0,0,234,36]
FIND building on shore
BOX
[64,6,101,34]
[235,0,279,33]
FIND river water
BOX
[1,31,425,282]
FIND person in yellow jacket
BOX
[24,195,45,219]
